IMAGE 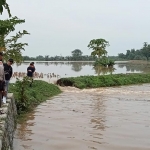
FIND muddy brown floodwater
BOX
[13,84,150,150]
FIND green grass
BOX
[57,73,150,89]
[9,80,61,116]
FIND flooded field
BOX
[10,61,150,83]
[13,84,150,150]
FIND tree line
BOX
[23,49,118,61]
[118,42,150,61]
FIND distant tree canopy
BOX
[71,49,83,57]
[118,42,150,61]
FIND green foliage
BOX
[88,38,109,58]
[0,0,29,63]
[9,78,61,115]
[23,54,97,61]
[141,42,150,61]
[93,56,115,67]
[118,43,150,61]
[0,0,11,17]
[0,17,29,63]
[4,30,29,63]
[71,49,83,57]
[0,16,25,35]
[107,59,115,67]
[57,73,150,89]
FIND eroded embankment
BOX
[56,73,150,89]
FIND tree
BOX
[45,55,49,61]
[71,49,83,57]
[0,0,11,17]
[126,50,130,58]
[141,42,150,61]
[128,53,135,60]
[118,53,126,59]
[0,17,29,63]
[36,55,44,61]
[0,16,25,36]
[0,1,30,63]
[88,39,109,59]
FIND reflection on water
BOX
[14,84,150,150]
[71,63,83,72]
[118,63,150,73]
[13,62,150,75]
[10,61,150,83]
[93,66,116,75]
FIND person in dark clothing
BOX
[27,63,35,87]
[3,58,13,97]
[31,62,36,74]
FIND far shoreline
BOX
[23,60,128,63]
[22,60,150,64]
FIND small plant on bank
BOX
[10,77,32,114]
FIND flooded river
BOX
[13,84,150,150]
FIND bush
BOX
[93,57,115,67]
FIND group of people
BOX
[0,51,36,109]
[0,52,13,108]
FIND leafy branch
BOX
[0,0,11,17]
[3,30,30,63]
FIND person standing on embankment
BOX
[3,59,13,99]
[0,52,6,107]
[0,60,6,108]
[27,62,35,87]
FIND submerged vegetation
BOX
[57,73,150,89]
[93,57,115,67]
[9,77,61,116]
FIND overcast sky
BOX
[1,0,150,57]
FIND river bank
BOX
[57,73,150,89]
[9,80,61,118]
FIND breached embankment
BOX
[56,73,150,89]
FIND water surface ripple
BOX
[14,84,150,150]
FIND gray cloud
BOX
[2,0,150,56]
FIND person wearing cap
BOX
[3,59,13,97]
